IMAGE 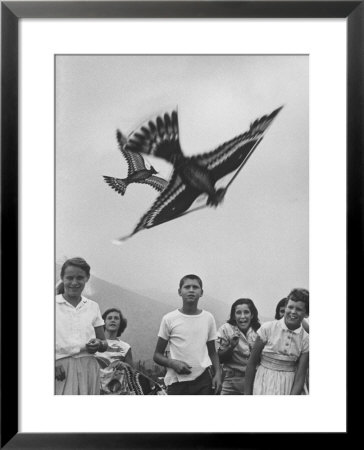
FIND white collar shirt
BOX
[258,318,309,361]
[56,294,104,360]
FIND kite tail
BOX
[103,176,128,195]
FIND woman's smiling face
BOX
[104,311,121,334]
[234,303,253,332]
[62,265,89,300]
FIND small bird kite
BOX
[115,106,283,242]
[103,130,168,196]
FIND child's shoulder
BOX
[202,309,215,319]
[218,322,234,332]
[260,319,280,332]
[162,309,180,320]
[261,319,276,327]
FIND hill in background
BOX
[55,266,237,365]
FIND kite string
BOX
[223,137,263,190]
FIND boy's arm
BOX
[290,352,309,395]
[153,337,192,374]
[207,340,222,394]
[244,336,265,394]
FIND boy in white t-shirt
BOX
[153,274,222,395]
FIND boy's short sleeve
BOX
[157,315,170,341]
[257,321,271,344]
[93,303,104,328]
[207,313,217,342]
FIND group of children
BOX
[55,257,309,395]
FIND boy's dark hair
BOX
[287,288,309,315]
[102,308,127,337]
[227,298,261,332]
[275,298,287,320]
[60,257,91,278]
[179,274,203,289]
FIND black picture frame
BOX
[1,1,360,448]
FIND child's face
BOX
[234,304,253,332]
[105,312,121,334]
[62,265,89,299]
[178,278,203,303]
[284,299,307,329]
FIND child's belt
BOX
[260,354,297,372]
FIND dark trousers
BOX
[167,368,213,395]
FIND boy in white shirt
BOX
[153,274,221,395]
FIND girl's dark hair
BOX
[102,308,127,337]
[60,257,91,278]
[275,298,287,320]
[227,298,261,332]
[56,281,65,295]
[287,288,309,315]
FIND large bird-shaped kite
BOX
[103,130,168,196]
[115,106,283,242]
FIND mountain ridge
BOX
[55,265,270,364]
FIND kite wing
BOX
[137,175,169,192]
[103,176,127,196]
[116,129,150,176]
[128,171,201,237]
[192,106,283,183]
[124,110,183,164]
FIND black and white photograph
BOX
[2,0,356,443]
[55,54,309,397]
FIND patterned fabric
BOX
[122,107,283,238]
[217,323,258,395]
[103,129,168,196]
[217,323,258,373]
[253,319,309,395]
[258,318,309,360]
[96,339,166,395]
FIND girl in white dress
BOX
[245,288,309,395]
[55,257,108,395]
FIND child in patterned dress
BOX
[95,308,133,394]
[245,288,309,395]
[217,298,260,395]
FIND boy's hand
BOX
[170,360,192,374]
[86,338,101,354]
[55,363,66,381]
[211,373,222,394]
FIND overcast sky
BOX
[56,54,308,319]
